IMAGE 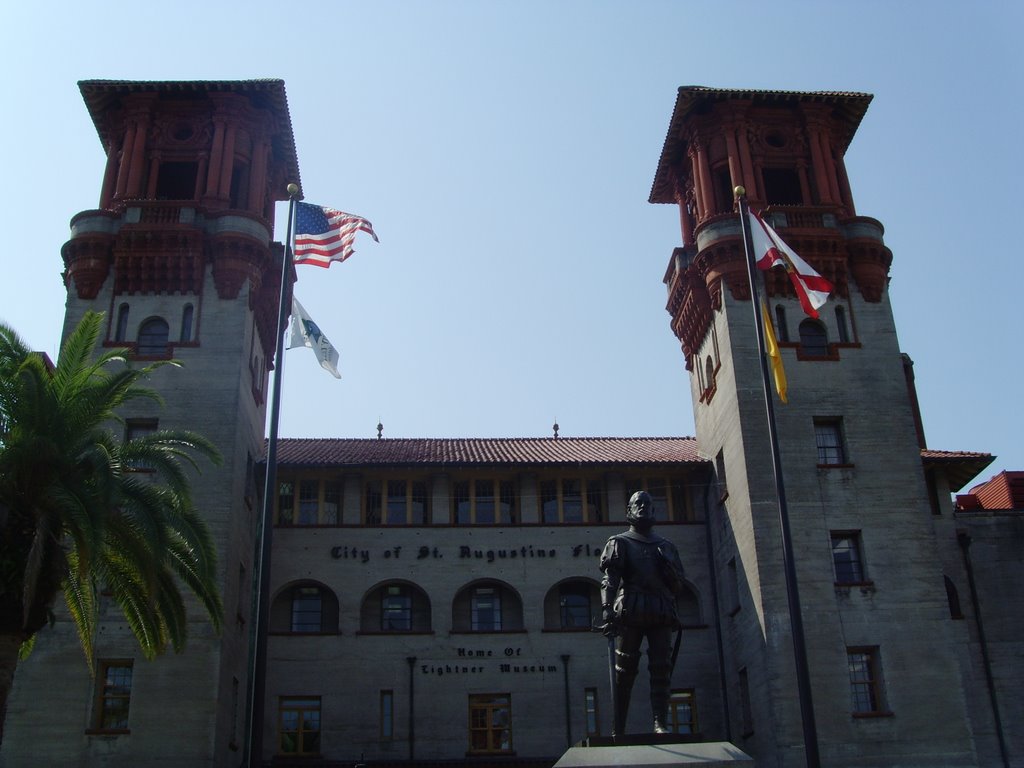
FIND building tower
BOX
[650,87,980,767]
[2,80,299,767]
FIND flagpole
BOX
[735,188,820,768]
[243,183,299,768]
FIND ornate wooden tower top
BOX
[649,87,892,366]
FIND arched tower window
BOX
[774,305,790,343]
[180,303,194,342]
[705,356,715,392]
[944,575,963,620]
[798,319,828,356]
[835,305,850,343]
[136,317,169,356]
[115,303,130,342]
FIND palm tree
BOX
[0,311,223,741]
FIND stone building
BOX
[1,81,1020,768]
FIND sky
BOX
[1,1,1021,487]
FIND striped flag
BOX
[293,202,378,268]
[749,211,832,318]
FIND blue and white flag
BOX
[289,297,341,378]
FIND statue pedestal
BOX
[555,736,754,767]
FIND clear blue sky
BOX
[1,1,1020,488]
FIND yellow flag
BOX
[761,299,788,403]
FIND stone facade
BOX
[2,82,1022,768]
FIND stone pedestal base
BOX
[555,739,754,767]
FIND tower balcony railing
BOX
[69,198,274,246]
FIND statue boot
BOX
[613,649,640,737]
[651,661,672,734]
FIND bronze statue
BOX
[600,490,686,736]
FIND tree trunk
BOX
[0,632,25,747]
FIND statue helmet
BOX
[626,490,656,529]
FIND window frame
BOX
[540,477,605,524]
[831,530,870,586]
[278,696,322,756]
[89,659,134,734]
[558,582,593,630]
[452,478,516,525]
[847,647,889,716]
[468,694,513,755]
[365,477,431,525]
[668,689,698,735]
[814,418,849,467]
[276,476,344,526]
[136,316,170,357]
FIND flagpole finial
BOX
[287,183,299,198]
[733,185,746,199]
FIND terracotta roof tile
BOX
[921,449,995,492]
[271,437,703,468]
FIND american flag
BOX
[293,202,379,268]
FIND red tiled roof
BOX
[649,86,873,204]
[921,449,995,491]
[271,437,703,468]
[965,471,1024,510]
[78,79,302,198]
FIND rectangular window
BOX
[279,696,321,755]
[323,481,341,525]
[382,586,412,631]
[124,419,158,470]
[92,660,133,732]
[452,478,514,524]
[472,587,502,631]
[831,531,866,584]
[298,480,319,525]
[624,477,682,522]
[814,418,847,465]
[541,478,604,523]
[380,690,394,740]
[669,689,697,735]
[584,687,599,736]
[277,480,295,525]
[848,647,886,715]
[291,587,323,633]
[387,480,408,525]
[469,694,512,753]
[365,480,382,525]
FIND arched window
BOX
[705,356,715,391]
[270,582,339,634]
[452,580,523,632]
[798,319,828,356]
[180,303,194,342]
[115,303,130,342]
[136,317,169,356]
[360,581,431,633]
[543,579,600,630]
[774,305,790,343]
